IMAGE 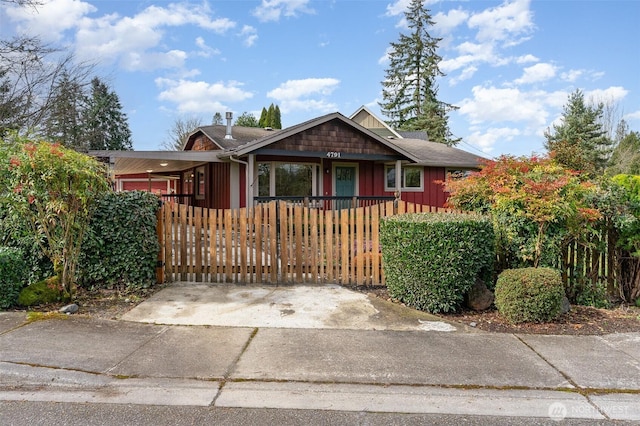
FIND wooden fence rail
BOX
[159,200,450,285]
[157,200,619,293]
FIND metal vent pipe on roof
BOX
[225,112,233,139]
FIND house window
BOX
[195,166,205,200]
[183,171,193,194]
[258,162,314,197]
[385,166,423,191]
[446,169,474,181]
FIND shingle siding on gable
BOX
[267,120,399,157]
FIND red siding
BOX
[206,163,231,209]
[379,166,447,208]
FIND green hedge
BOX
[78,191,160,291]
[380,212,494,313]
[0,247,26,309]
[495,267,564,324]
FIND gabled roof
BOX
[390,138,483,168]
[349,105,403,139]
[184,125,280,151]
[224,112,421,163]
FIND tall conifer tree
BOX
[544,89,612,175]
[379,0,458,146]
[83,78,132,150]
[43,71,86,150]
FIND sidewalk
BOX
[1,284,639,422]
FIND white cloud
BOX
[121,50,188,72]
[468,0,534,46]
[624,110,640,122]
[458,85,555,128]
[516,54,539,64]
[448,66,478,86]
[6,0,96,42]
[10,1,238,71]
[385,0,411,18]
[155,78,253,114]
[433,8,469,34]
[561,69,583,82]
[195,37,221,58]
[252,0,314,23]
[586,86,629,104]
[513,63,557,85]
[240,25,258,47]
[467,127,521,153]
[267,78,340,113]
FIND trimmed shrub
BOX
[0,247,26,309]
[495,267,564,324]
[380,212,494,313]
[17,276,69,307]
[78,191,160,291]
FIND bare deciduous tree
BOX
[162,116,203,150]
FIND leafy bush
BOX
[79,191,160,291]
[575,281,610,309]
[495,268,564,324]
[0,203,53,284]
[0,247,26,309]
[444,155,599,270]
[380,212,494,313]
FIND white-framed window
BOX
[446,168,474,181]
[258,162,317,197]
[385,165,423,192]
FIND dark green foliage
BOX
[0,247,26,309]
[258,104,282,129]
[83,77,133,150]
[235,112,259,127]
[607,120,640,176]
[544,89,612,175]
[17,276,69,307]
[0,201,54,284]
[43,71,86,151]
[380,213,494,313]
[79,191,160,291]
[379,0,459,146]
[495,268,564,324]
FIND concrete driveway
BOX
[121,282,465,332]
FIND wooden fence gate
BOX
[157,200,449,285]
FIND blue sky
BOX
[3,0,639,157]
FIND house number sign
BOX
[326,151,341,158]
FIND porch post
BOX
[395,159,402,200]
[247,154,255,206]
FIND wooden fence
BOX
[158,200,451,285]
[156,200,621,294]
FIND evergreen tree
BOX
[83,78,132,151]
[607,120,640,175]
[235,111,259,127]
[272,104,282,129]
[42,71,86,150]
[212,112,222,125]
[0,68,25,137]
[379,0,459,146]
[258,107,268,128]
[266,103,275,128]
[544,89,612,176]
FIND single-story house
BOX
[91,106,483,209]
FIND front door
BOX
[335,165,356,209]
